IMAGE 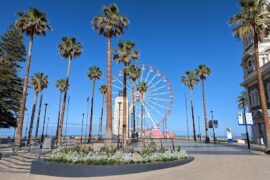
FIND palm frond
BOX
[58,37,83,60]
[15,7,51,37]
[229,0,270,41]
[92,3,129,37]
[113,40,139,65]
[87,66,103,80]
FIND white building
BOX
[240,0,270,145]
[113,96,129,138]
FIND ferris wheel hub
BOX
[135,91,142,100]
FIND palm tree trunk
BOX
[106,36,112,144]
[35,93,43,139]
[201,79,209,143]
[27,92,38,145]
[89,80,96,143]
[98,95,105,139]
[57,58,72,145]
[132,81,136,134]
[254,32,270,153]
[55,92,62,141]
[15,33,34,150]
[189,88,197,141]
[122,64,127,140]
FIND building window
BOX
[246,58,254,73]
[250,89,260,107]
[254,89,260,106]
[262,57,266,65]
[250,90,255,107]
[267,83,270,102]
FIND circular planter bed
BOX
[30,156,194,177]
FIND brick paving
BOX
[0,141,270,180]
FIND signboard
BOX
[237,112,253,125]
[208,120,218,128]
[226,128,233,143]
[226,128,232,139]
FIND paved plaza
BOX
[1,141,270,180]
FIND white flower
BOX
[50,146,189,164]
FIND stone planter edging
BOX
[30,157,194,177]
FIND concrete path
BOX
[1,141,269,180]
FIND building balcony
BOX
[242,61,270,86]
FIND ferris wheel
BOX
[112,64,174,132]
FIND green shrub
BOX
[100,145,115,155]
[177,146,181,152]
[142,141,157,155]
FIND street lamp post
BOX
[45,117,50,137]
[85,97,89,142]
[210,111,216,144]
[24,113,30,139]
[242,101,250,149]
[41,103,48,145]
[198,116,201,142]
[185,93,190,140]
[117,101,122,148]
[81,113,85,144]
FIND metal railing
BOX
[0,137,177,163]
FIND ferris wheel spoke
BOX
[127,80,132,90]
[141,100,158,128]
[129,101,135,112]
[147,78,164,92]
[140,65,145,82]
[113,76,132,94]
[145,98,168,112]
[144,107,158,129]
[112,84,123,91]
[146,96,172,102]
[146,73,158,87]
[112,91,119,95]
[147,91,171,96]
[144,99,164,117]
[113,76,123,85]
[144,68,152,83]
[146,84,168,95]
[127,87,132,95]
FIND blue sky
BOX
[0,0,248,138]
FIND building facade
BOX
[240,1,270,144]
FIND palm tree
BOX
[57,37,82,144]
[98,85,107,139]
[195,64,212,143]
[27,72,48,145]
[87,66,102,143]
[181,71,199,142]
[92,3,129,141]
[126,64,141,135]
[237,91,249,110]
[34,93,42,139]
[229,0,270,153]
[14,7,51,150]
[137,82,148,138]
[55,79,68,140]
[113,40,139,140]
[237,91,251,149]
